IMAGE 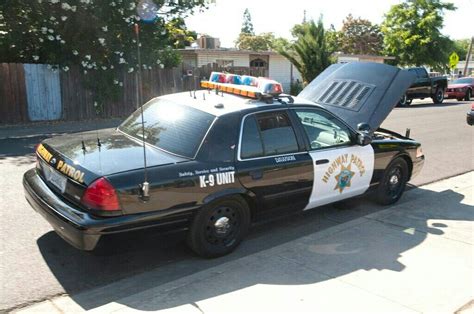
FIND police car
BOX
[23,62,424,257]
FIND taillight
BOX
[81,177,121,211]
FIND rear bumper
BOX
[23,169,194,251]
[23,169,100,250]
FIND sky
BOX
[185,0,474,48]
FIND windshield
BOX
[451,78,473,84]
[119,99,215,158]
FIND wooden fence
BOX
[0,63,28,124]
[0,63,267,124]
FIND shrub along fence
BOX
[0,63,266,124]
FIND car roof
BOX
[157,90,318,117]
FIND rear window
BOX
[119,99,215,158]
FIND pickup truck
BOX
[398,67,448,106]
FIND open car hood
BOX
[298,62,416,132]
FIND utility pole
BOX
[463,36,473,77]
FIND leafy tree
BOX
[235,32,288,51]
[339,14,383,55]
[325,24,342,54]
[236,32,273,51]
[0,0,208,113]
[381,0,456,70]
[278,18,332,84]
[240,8,254,35]
[0,0,207,69]
[450,38,471,61]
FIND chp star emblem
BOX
[334,164,355,193]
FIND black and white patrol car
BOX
[24,62,424,257]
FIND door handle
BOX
[315,159,329,165]
[249,170,263,180]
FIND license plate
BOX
[44,165,67,193]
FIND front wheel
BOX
[398,94,412,107]
[465,89,471,101]
[375,158,409,205]
[187,196,250,258]
[432,88,444,104]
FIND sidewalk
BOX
[15,172,474,313]
[0,119,122,140]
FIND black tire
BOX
[432,88,444,104]
[375,158,409,205]
[398,94,411,107]
[187,196,250,258]
[465,89,472,101]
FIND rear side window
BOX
[240,111,299,159]
[241,116,264,159]
[119,99,215,158]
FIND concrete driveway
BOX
[16,172,474,313]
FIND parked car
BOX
[467,103,474,125]
[445,77,474,101]
[24,62,424,258]
[398,67,448,106]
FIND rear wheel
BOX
[465,89,471,101]
[432,88,444,104]
[187,196,250,258]
[375,158,409,205]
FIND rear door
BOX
[235,110,314,214]
[291,108,374,209]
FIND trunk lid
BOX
[298,62,416,132]
[37,128,186,207]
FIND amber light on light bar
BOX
[201,81,258,98]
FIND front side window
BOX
[240,111,299,159]
[294,109,352,150]
[119,99,215,158]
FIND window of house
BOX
[250,58,267,68]
[216,59,234,67]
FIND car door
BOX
[291,108,375,210]
[235,110,314,214]
[415,68,432,96]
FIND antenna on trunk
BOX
[135,23,149,201]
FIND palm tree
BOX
[279,18,332,85]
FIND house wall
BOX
[196,52,249,67]
[181,53,197,68]
[268,54,302,92]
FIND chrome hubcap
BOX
[389,175,399,185]
[214,217,231,235]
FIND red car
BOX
[445,77,474,101]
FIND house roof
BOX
[177,48,280,56]
[335,53,396,60]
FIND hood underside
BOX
[298,62,416,132]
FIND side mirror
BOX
[357,132,372,146]
[357,122,371,132]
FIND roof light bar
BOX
[201,72,283,99]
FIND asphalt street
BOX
[0,99,472,311]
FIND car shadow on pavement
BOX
[36,186,473,311]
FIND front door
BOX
[291,108,374,210]
[236,110,313,214]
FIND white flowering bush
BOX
[0,0,210,113]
